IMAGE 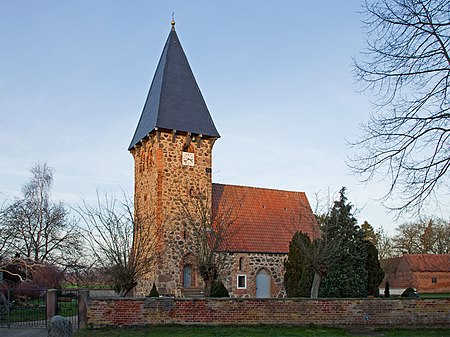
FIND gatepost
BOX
[78,290,89,328]
[46,289,58,323]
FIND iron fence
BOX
[0,287,46,328]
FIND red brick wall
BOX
[87,297,450,328]
[384,271,450,293]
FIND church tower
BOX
[129,21,220,296]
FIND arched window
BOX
[183,264,192,288]
[239,257,244,271]
[256,269,271,298]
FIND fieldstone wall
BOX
[131,130,293,299]
[224,252,287,298]
[131,130,216,297]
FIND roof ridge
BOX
[213,182,306,194]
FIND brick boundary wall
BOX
[86,297,450,329]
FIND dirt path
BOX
[0,328,47,337]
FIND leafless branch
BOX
[350,0,450,215]
[75,190,157,296]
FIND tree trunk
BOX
[310,271,322,299]
[204,278,213,297]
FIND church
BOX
[128,21,318,298]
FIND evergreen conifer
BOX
[319,187,368,298]
[284,231,314,297]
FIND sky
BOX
[0,0,429,234]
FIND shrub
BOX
[149,283,159,297]
[32,264,63,289]
[384,281,390,298]
[210,281,229,297]
[401,287,418,297]
[14,281,42,299]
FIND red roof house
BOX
[212,183,318,254]
[381,254,450,293]
[211,183,318,297]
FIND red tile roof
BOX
[212,183,319,254]
[382,254,450,273]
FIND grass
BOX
[74,325,450,337]
[0,306,46,324]
[58,299,78,317]
[0,296,77,325]
[0,297,46,324]
[419,293,450,299]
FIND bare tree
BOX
[0,257,42,285]
[430,218,450,253]
[76,191,156,296]
[393,217,450,254]
[351,0,450,214]
[393,221,426,254]
[178,194,237,297]
[375,226,396,259]
[0,163,81,267]
[0,202,15,258]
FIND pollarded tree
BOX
[285,189,363,299]
[351,0,450,214]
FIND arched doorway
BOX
[183,264,192,288]
[256,269,271,298]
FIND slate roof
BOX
[129,25,220,150]
[212,183,318,254]
[381,254,450,273]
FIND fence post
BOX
[46,289,58,323]
[78,290,89,329]
[7,288,11,328]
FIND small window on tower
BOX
[237,275,246,289]
[431,277,437,283]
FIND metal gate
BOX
[57,289,79,329]
[0,288,46,328]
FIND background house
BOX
[381,254,450,294]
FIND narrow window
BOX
[239,257,244,271]
[431,277,437,283]
[183,265,192,287]
[237,275,246,289]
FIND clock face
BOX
[182,152,195,166]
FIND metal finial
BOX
[171,12,175,29]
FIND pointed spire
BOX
[129,23,220,150]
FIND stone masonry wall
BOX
[224,252,287,298]
[87,297,450,328]
[131,130,215,297]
